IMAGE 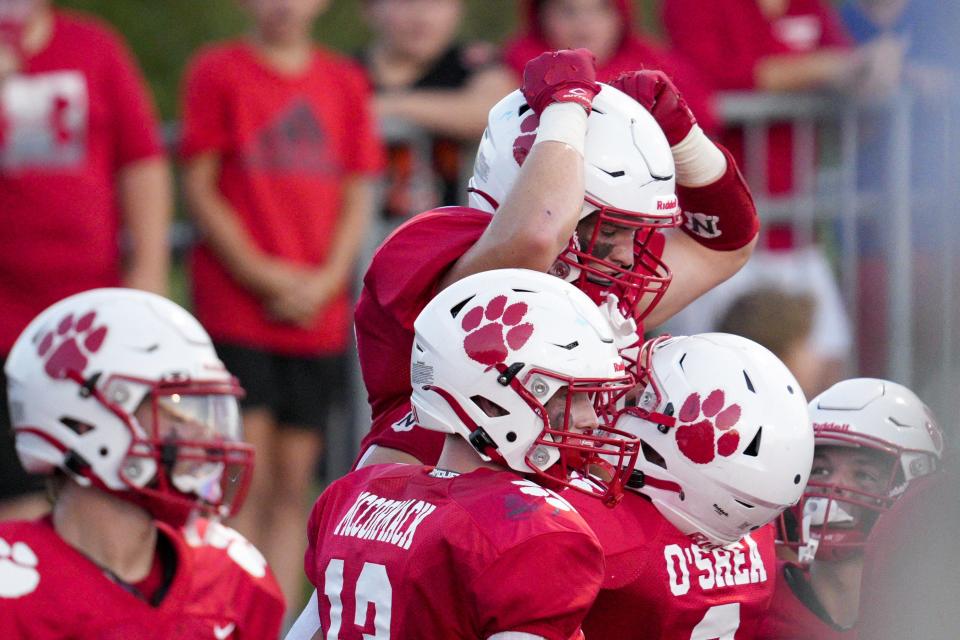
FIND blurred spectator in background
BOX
[503,0,716,133]
[0,0,171,521]
[179,0,383,611]
[361,0,513,224]
[659,0,898,393]
[716,287,823,396]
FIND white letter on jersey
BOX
[691,545,715,591]
[664,544,691,596]
[744,534,768,584]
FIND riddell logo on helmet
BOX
[813,422,852,432]
[656,198,678,211]
[461,295,534,368]
[613,362,626,373]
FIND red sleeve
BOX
[101,28,163,167]
[178,49,230,159]
[237,577,286,640]
[473,532,604,640]
[304,490,329,589]
[662,0,759,90]
[339,62,385,175]
[677,145,759,251]
[364,209,490,329]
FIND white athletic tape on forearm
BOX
[534,102,588,156]
[672,124,727,187]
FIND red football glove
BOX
[610,70,696,146]
[522,48,601,115]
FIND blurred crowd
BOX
[1,0,958,629]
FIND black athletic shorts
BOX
[0,359,46,501]
[214,343,346,432]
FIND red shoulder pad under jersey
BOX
[181,518,285,639]
[361,207,491,328]
[354,207,491,465]
[569,491,776,640]
[755,561,856,640]
[305,464,604,639]
[0,518,276,639]
[677,145,759,251]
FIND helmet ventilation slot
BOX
[743,427,763,457]
[641,440,667,469]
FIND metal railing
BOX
[718,89,959,423]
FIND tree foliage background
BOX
[56,0,662,119]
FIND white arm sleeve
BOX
[488,633,548,640]
[284,590,321,640]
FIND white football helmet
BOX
[411,268,638,504]
[779,378,943,563]
[616,333,814,548]
[468,84,682,320]
[5,288,253,525]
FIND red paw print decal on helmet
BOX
[675,390,741,464]
[513,113,539,167]
[36,311,108,380]
[461,295,534,367]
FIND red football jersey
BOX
[0,10,164,353]
[304,463,605,639]
[0,517,284,639]
[354,207,491,464]
[570,490,776,639]
[755,561,856,639]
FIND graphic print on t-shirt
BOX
[241,98,334,175]
[0,70,87,171]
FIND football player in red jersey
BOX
[567,333,814,639]
[757,378,944,639]
[286,268,639,640]
[354,50,761,468]
[0,289,284,639]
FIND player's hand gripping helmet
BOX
[468,84,683,321]
[616,333,814,548]
[778,378,943,564]
[411,268,639,505]
[5,288,253,526]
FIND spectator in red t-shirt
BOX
[0,0,172,522]
[660,0,904,396]
[503,0,717,134]
[179,0,384,610]
[361,0,514,224]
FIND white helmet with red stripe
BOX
[468,84,682,320]
[5,288,253,525]
[779,378,943,563]
[616,333,813,548]
[410,268,639,505]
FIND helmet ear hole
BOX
[59,416,94,435]
[470,395,510,418]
